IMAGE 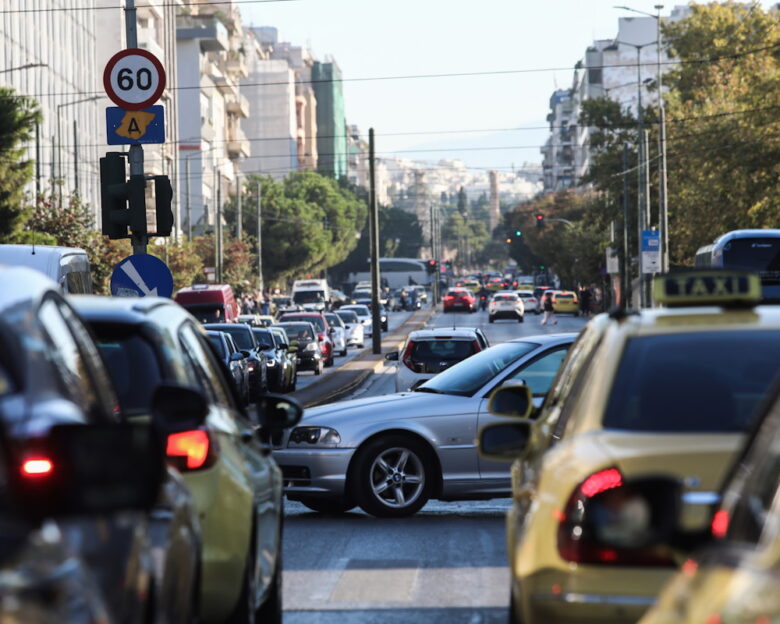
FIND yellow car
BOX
[479,270,780,624]
[460,279,482,292]
[638,367,780,624]
[551,289,579,314]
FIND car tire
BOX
[227,552,255,624]
[256,551,282,624]
[314,362,323,375]
[489,316,494,323]
[358,343,365,349]
[290,374,297,391]
[353,435,435,518]
[518,315,524,323]
[325,355,334,368]
[298,498,355,514]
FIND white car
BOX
[324,312,349,357]
[516,289,540,314]
[488,291,525,323]
[386,327,490,392]
[340,304,373,337]
[335,308,365,348]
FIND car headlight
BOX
[305,342,317,352]
[266,359,276,366]
[288,426,341,448]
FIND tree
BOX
[0,88,40,240]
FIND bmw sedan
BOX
[274,334,575,516]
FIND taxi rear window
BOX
[604,331,780,433]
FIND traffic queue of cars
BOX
[0,267,304,623]
[474,269,780,624]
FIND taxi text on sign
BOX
[106,105,165,145]
[653,271,761,306]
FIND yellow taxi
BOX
[551,289,579,314]
[478,270,780,624]
[638,364,780,624]
[459,278,482,292]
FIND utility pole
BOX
[622,144,632,307]
[73,120,79,196]
[125,0,146,255]
[236,174,242,240]
[256,181,264,292]
[35,123,40,200]
[656,4,669,272]
[185,157,191,240]
[216,173,222,283]
[635,45,646,308]
[643,128,652,305]
[368,128,382,354]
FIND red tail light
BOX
[711,509,729,539]
[402,340,416,371]
[166,430,217,471]
[21,457,53,478]
[471,340,481,353]
[556,468,674,567]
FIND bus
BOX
[695,229,780,300]
[347,258,432,291]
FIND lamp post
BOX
[56,95,101,208]
[616,4,669,274]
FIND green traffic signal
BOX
[515,230,522,236]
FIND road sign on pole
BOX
[110,254,174,298]
[106,105,165,145]
[641,230,661,274]
[103,48,166,111]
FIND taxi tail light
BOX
[556,468,675,567]
[166,429,218,472]
[402,340,417,371]
[20,457,54,479]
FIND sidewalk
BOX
[290,306,436,408]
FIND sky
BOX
[244,1,775,170]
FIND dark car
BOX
[252,327,295,393]
[270,326,298,390]
[276,322,323,375]
[73,295,303,624]
[278,312,335,367]
[354,298,389,331]
[208,330,250,404]
[1,267,200,623]
[204,322,268,399]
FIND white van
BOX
[0,245,92,293]
[291,279,330,311]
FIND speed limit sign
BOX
[103,48,166,110]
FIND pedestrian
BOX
[579,286,591,318]
[541,292,557,325]
[410,287,418,309]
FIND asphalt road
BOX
[282,304,588,623]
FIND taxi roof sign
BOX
[653,270,762,307]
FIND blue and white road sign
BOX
[106,105,165,145]
[641,230,661,274]
[110,254,174,298]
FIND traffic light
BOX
[426,259,437,274]
[505,237,512,244]
[535,214,545,229]
[515,230,522,236]
[151,175,174,236]
[100,152,131,239]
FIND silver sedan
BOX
[273,333,575,516]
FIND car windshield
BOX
[181,303,225,323]
[417,341,540,397]
[494,294,516,301]
[604,331,780,433]
[324,314,344,328]
[252,329,275,349]
[336,310,358,324]
[344,306,369,318]
[278,323,315,343]
[282,315,325,332]
[94,332,162,415]
[207,325,255,350]
[409,339,478,374]
[293,291,325,303]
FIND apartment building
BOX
[312,60,347,179]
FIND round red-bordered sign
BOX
[103,48,166,110]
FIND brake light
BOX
[402,340,416,371]
[556,468,674,567]
[471,340,480,353]
[21,457,53,478]
[711,509,729,539]
[166,430,215,471]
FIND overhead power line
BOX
[0,0,300,15]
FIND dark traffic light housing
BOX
[100,152,174,239]
[535,214,545,229]
[426,259,438,274]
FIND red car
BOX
[278,312,335,366]
[442,288,477,313]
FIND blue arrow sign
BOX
[110,254,174,298]
[106,105,165,145]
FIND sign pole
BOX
[257,182,264,293]
[368,128,382,355]
[124,0,146,254]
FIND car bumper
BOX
[297,353,321,370]
[553,305,578,314]
[490,309,522,318]
[274,448,355,498]
[444,303,473,311]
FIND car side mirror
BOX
[240,350,251,358]
[230,352,244,362]
[151,383,209,432]
[11,423,165,521]
[488,383,533,418]
[385,351,399,361]
[478,420,533,461]
[255,394,304,431]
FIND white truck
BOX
[291,279,331,311]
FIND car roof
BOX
[281,312,322,317]
[70,294,179,325]
[0,265,61,312]
[407,327,483,340]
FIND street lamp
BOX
[56,95,101,208]
[616,4,669,275]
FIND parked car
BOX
[252,327,295,393]
[73,295,304,624]
[274,334,575,516]
[488,291,525,323]
[207,330,250,404]
[270,326,298,391]
[204,322,268,399]
[335,308,365,348]
[0,267,200,623]
[276,322,324,375]
[175,284,239,323]
[386,327,490,391]
[442,288,477,313]
[340,304,373,337]
[324,312,349,357]
[278,312,335,367]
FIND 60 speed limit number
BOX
[103,48,166,111]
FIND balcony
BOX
[214,74,238,97]
[227,138,250,159]
[225,56,249,78]
[177,15,228,52]
[226,93,249,118]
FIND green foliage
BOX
[0,88,40,239]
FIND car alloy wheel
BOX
[354,435,433,517]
